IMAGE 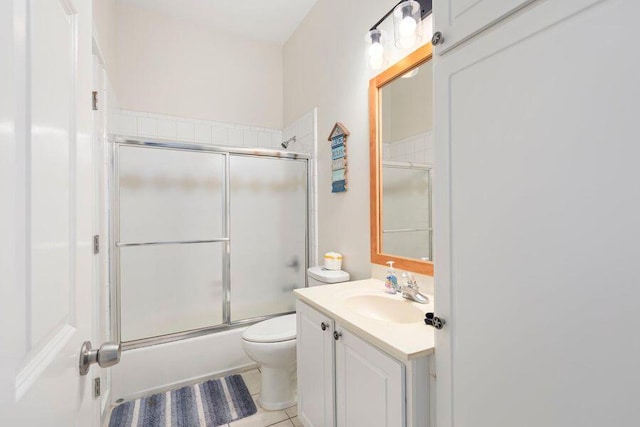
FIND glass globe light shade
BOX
[369,41,384,59]
[365,29,387,71]
[393,0,422,49]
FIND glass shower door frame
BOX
[109,136,310,350]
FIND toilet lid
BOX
[242,314,296,343]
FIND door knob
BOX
[424,313,446,330]
[79,341,121,376]
[431,31,445,46]
[321,321,329,331]
[333,331,342,341]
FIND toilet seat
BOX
[242,314,296,343]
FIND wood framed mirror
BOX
[369,43,434,276]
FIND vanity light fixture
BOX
[393,0,423,49]
[366,0,431,71]
[366,29,387,71]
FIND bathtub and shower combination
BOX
[107,137,310,401]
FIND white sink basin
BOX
[343,294,425,324]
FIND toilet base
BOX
[257,395,296,411]
[257,367,296,410]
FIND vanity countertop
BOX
[294,278,435,361]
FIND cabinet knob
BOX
[333,331,342,341]
[431,31,445,46]
[425,313,446,330]
[320,321,329,331]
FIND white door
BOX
[434,0,640,426]
[335,327,404,427]
[432,0,535,54]
[0,0,99,425]
[296,301,335,427]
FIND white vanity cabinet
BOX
[297,300,336,427]
[432,0,534,53]
[334,326,405,427]
[297,300,430,427]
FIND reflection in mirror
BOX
[380,61,433,261]
[382,162,431,260]
[369,43,433,275]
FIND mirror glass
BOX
[379,59,433,261]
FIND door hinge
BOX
[92,91,98,110]
[94,377,101,398]
[93,235,100,254]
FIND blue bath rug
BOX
[108,374,257,427]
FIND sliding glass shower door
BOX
[229,155,308,321]
[113,140,308,347]
[117,146,226,342]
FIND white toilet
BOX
[241,266,350,410]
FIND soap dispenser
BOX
[385,261,399,293]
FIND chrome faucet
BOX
[400,272,429,304]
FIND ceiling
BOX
[119,0,318,44]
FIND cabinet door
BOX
[297,301,335,427]
[434,1,639,426]
[433,0,535,54]
[335,327,405,427]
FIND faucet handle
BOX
[401,272,419,289]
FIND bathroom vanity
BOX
[294,279,435,427]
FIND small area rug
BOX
[108,374,257,427]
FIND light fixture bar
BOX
[369,0,432,31]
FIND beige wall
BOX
[381,61,433,143]
[114,2,283,129]
[283,0,395,279]
[93,0,117,80]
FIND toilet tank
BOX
[307,266,350,287]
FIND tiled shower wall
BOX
[382,130,434,164]
[109,109,284,150]
[283,109,315,155]
[283,108,318,266]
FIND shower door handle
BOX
[286,256,300,272]
[79,341,121,375]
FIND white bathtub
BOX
[110,327,255,402]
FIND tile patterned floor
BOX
[225,368,300,427]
